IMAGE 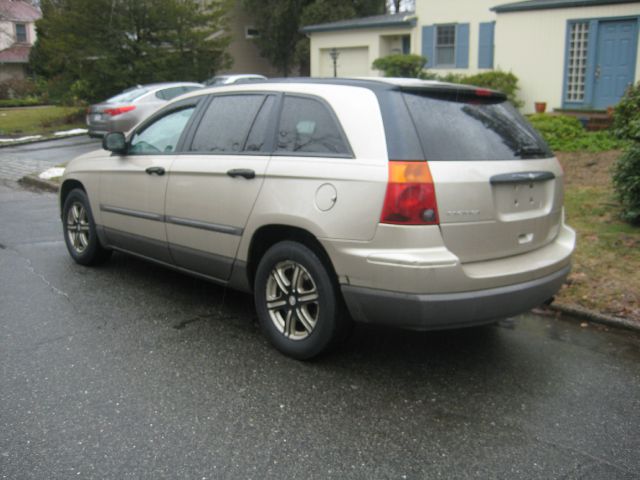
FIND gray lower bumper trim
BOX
[341,265,571,330]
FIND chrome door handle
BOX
[227,168,255,179]
[145,166,165,176]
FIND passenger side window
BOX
[190,95,265,153]
[129,107,195,155]
[276,96,350,156]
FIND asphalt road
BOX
[0,136,100,181]
[1,181,640,478]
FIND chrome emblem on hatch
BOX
[446,209,481,216]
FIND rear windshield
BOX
[107,87,150,104]
[403,92,552,161]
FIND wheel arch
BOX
[59,179,86,217]
[245,224,339,291]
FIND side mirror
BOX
[103,132,127,154]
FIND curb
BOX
[18,173,59,193]
[0,132,87,149]
[546,303,640,333]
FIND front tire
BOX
[62,188,111,265]
[254,241,346,360]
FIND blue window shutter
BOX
[422,25,434,68]
[455,23,470,69]
[478,21,495,69]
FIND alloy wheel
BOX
[265,261,320,340]
[66,202,90,254]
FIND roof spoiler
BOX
[399,85,507,102]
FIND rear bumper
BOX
[341,264,570,330]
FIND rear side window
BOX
[190,95,265,153]
[276,96,350,156]
[403,93,552,160]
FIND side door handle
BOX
[227,168,255,180]
[145,166,165,176]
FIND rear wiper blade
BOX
[515,145,547,157]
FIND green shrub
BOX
[0,97,42,107]
[612,143,640,224]
[431,70,523,108]
[528,114,627,152]
[372,54,427,78]
[0,78,38,100]
[529,114,584,147]
[612,81,640,142]
[461,71,523,108]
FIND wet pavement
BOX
[0,136,99,181]
[1,183,639,479]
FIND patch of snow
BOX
[53,128,88,136]
[38,167,65,180]
[0,135,42,143]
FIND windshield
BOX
[107,87,150,104]
[403,92,553,161]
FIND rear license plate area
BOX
[494,181,551,221]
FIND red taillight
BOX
[475,88,492,97]
[104,105,136,116]
[380,161,439,225]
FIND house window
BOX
[566,22,589,102]
[15,23,27,43]
[435,25,455,66]
[245,26,259,39]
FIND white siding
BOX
[413,0,496,74]
[0,21,37,49]
[0,21,15,50]
[319,47,369,77]
[309,27,413,77]
[495,4,640,113]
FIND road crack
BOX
[23,256,72,302]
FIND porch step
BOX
[551,109,613,131]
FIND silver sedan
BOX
[86,82,203,138]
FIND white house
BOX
[0,0,40,81]
[302,0,640,112]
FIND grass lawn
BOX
[0,105,85,136]
[556,150,640,321]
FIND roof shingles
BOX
[301,12,416,34]
[492,0,640,13]
[0,44,30,63]
[0,0,41,22]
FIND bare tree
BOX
[387,0,414,13]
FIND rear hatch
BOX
[401,87,563,263]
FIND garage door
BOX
[320,47,370,77]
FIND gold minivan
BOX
[60,78,575,359]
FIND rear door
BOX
[402,90,563,263]
[164,93,278,280]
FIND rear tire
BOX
[254,241,347,360]
[62,188,111,266]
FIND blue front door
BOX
[593,19,638,109]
